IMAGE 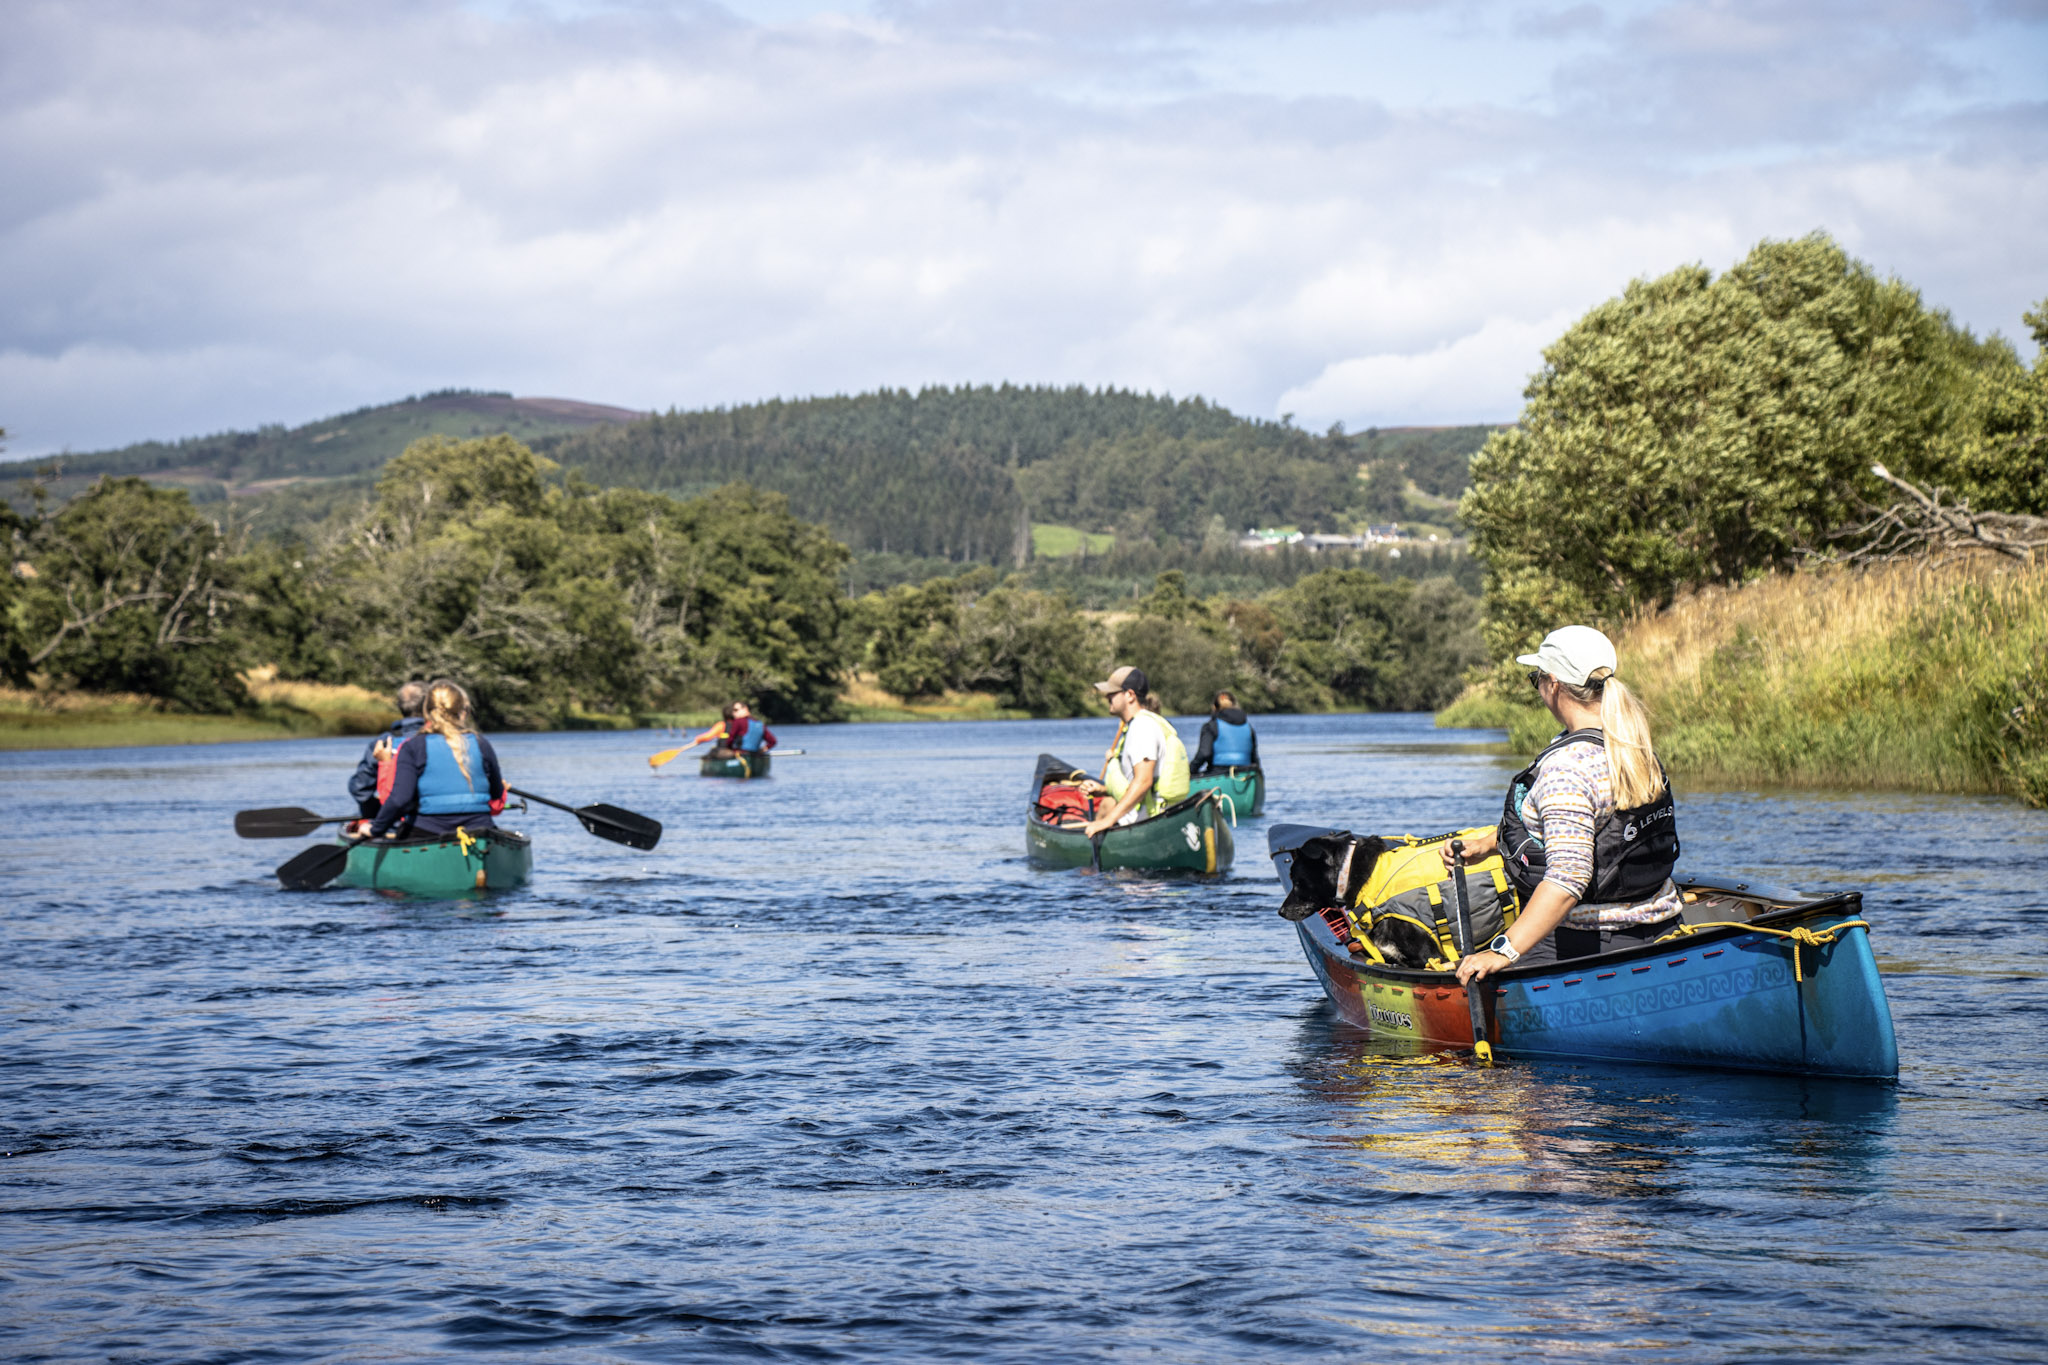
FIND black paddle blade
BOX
[275,842,351,890]
[575,803,663,850]
[236,807,343,839]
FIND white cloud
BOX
[0,0,2043,455]
[1278,310,1575,429]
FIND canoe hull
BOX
[701,751,770,779]
[1027,794,1235,874]
[336,829,533,897]
[1190,767,1263,818]
[1291,893,1898,1079]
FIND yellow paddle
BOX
[648,747,687,769]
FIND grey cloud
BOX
[1,0,2043,453]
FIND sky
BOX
[3,0,2045,456]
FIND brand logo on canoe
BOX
[1367,1002,1414,1031]
[1184,823,1201,850]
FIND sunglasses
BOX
[1526,670,1547,693]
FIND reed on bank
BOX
[1438,555,2048,806]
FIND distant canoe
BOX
[1190,766,1263,818]
[1026,753,1234,875]
[334,828,533,897]
[701,750,771,779]
[1268,823,1898,1080]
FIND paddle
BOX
[275,842,352,890]
[506,788,663,850]
[1448,838,1496,1065]
[650,746,803,768]
[235,806,359,839]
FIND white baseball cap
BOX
[1516,625,1617,686]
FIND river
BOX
[3,713,2045,1362]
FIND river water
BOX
[3,713,2046,1362]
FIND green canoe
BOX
[335,827,533,897]
[1189,766,1263,818]
[701,750,771,779]
[1025,753,1235,875]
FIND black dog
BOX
[1366,914,1442,969]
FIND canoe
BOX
[1025,752,1234,875]
[1268,823,1898,1079]
[1189,766,1263,818]
[701,750,771,779]
[335,827,533,897]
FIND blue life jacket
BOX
[1211,717,1254,767]
[417,733,491,815]
[734,717,766,752]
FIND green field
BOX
[1031,523,1116,558]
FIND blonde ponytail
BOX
[422,679,478,789]
[1595,674,1663,808]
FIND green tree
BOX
[1112,572,1237,712]
[1462,233,1990,657]
[13,478,249,710]
[1269,568,1483,711]
[1925,297,2048,516]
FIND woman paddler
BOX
[686,701,777,760]
[1454,626,1681,983]
[360,679,506,841]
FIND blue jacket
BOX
[350,716,424,816]
[368,730,505,837]
[1191,707,1259,774]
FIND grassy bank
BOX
[1438,556,2048,806]
[0,670,1032,752]
[0,671,397,751]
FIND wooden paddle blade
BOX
[235,807,331,839]
[275,843,351,890]
[576,803,663,850]
[648,748,684,769]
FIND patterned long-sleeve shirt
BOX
[1523,737,1682,929]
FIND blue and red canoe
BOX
[1269,823,1898,1080]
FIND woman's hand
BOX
[1456,828,1498,862]
[1456,951,1508,985]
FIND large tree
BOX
[1462,233,1993,657]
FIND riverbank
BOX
[1438,555,2048,807]
[0,670,1032,751]
[0,673,397,750]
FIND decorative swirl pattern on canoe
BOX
[1501,957,1794,1035]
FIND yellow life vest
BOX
[1102,710,1191,817]
[1352,828,1520,965]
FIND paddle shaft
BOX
[1448,839,1495,1064]
[505,787,663,850]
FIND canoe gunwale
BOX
[1296,888,1867,987]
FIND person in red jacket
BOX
[687,700,777,759]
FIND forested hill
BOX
[537,386,1286,562]
[540,385,1504,562]
[5,383,1506,560]
[0,391,647,510]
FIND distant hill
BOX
[0,390,648,512]
[3,385,1507,563]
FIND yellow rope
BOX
[1654,919,1871,983]
[457,827,477,858]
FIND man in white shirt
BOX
[1082,665,1188,834]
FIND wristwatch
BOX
[1487,933,1521,964]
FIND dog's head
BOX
[1278,834,1389,921]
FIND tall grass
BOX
[1439,556,2048,806]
